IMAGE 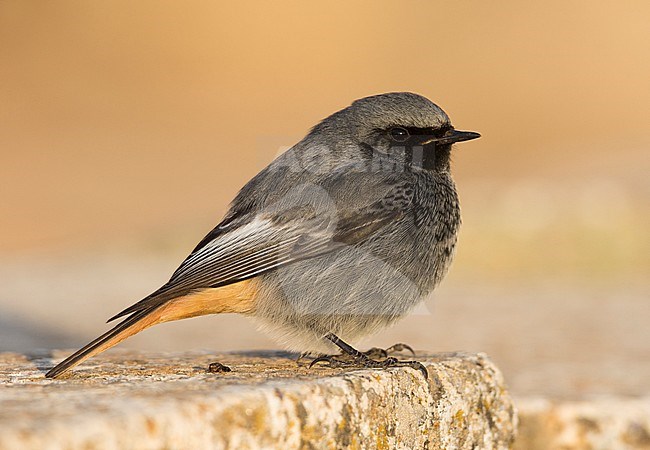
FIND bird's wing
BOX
[107,177,412,322]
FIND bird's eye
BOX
[389,127,410,142]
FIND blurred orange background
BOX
[1,1,648,398]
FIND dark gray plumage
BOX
[46,92,479,378]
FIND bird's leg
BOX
[309,333,427,377]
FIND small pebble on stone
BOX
[207,362,232,373]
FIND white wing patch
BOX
[166,217,336,292]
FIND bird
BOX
[45,92,480,379]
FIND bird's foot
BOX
[329,342,416,361]
[309,351,427,377]
[297,343,414,364]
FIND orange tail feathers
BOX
[45,280,259,379]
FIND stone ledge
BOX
[0,350,517,449]
[514,397,650,450]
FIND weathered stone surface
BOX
[515,397,650,450]
[0,350,516,449]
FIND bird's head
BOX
[315,92,480,173]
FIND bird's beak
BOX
[422,129,481,146]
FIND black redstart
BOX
[46,92,480,378]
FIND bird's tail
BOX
[45,281,259,379]
[45,306,166,379]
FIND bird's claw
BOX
[393,359,428,378]
[309,355,349,369]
